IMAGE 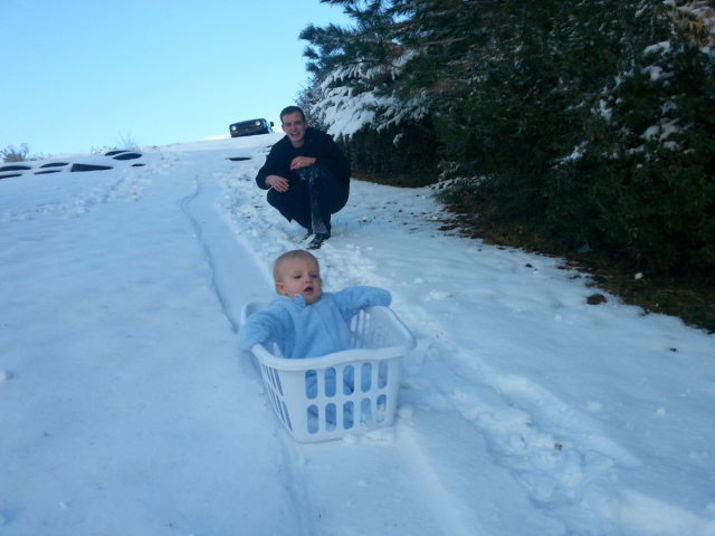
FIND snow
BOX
[315,54,430,139]
[1,135,714,536]
[644,41,672,56]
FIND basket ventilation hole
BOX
[265,366,284,396]
[360,398,372,424]
[343,401,354,429]
[325,367,337,397]
[361,363,372,392]
[377,394,387,422]
[305,370,317,399]
[343,365,355,395]
[307,405,319,434]
[281,401,293,430]
[326,403,337,432]
[378,360,389,388]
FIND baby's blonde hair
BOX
[273,250,319,282]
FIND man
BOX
[255,106,350,249]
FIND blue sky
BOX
[0,0,349,157]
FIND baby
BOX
[239,249,391,358]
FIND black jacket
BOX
[256,127,350,190]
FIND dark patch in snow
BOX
[70,163,114,172]
[111,152,142,161]
[587,293,608,305]
[0,164,31,172]
[39,162,69,168]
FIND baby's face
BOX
[275,257,322,305]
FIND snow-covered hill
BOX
[1,135,713,535]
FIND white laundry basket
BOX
[240,301,415,442]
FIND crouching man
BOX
[255,106,350,249]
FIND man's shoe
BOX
[307,233,330,249]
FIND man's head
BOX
[280,106,308,148]
[273,249,322,305]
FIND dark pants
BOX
[267,164,349,235]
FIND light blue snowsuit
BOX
[239,286,392,358]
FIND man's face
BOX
[281,111,308,148]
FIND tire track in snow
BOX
[179,171,320,536]
[396,425,493,536]
[180,176,239,332]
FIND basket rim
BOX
[251,342,411,370]
[242,303,416,371]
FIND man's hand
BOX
[290,156,317,170]
[266,174,290,192]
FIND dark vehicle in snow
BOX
[229,118,274,138]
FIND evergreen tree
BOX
[303,0,714,274]
[301,0,440,185]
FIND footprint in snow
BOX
[423,290,452,301]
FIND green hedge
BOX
[340,119,440,188]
